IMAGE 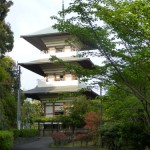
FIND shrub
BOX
[76,133,91,146]
[52,132,67,145]
[19,129,38,137]
[0,131,13,150]
[64,131,74,142]
[10,129,20,139]
[84,112,100,145]
[101,123,150,150]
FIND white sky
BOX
[6,0,103,92]
[6,0,72,90]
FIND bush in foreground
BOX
[0,131,13,150]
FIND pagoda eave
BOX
[24,86,98,100]
[19,63,45,76]
[21,32,69,50]
[19,58,95,76]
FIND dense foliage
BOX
[0,130,13,150]
[101,86,150,149]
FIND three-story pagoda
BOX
[19,27,97,134]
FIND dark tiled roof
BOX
[24,85,98,100]
[19,57,94,76]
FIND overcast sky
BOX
[6,0,72,90]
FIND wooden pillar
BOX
[63,72,65,81]
[38,122,40,136]
[52,103,55,116]
[43,123,44,136]
[71,71,75,80]
[52,121,53,133]
[54,73,56,81]
[45,74,48,82]
[44,103,46,116]
[57,122,59,131]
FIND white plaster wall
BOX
[37,79,79,87]
[39,46,77,59]
[48,75,55,81]
[65,74,72,81]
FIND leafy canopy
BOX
[52,0,150,126]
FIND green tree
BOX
[21,100,42,128]
[101,85,149,149]
[52,0,150,127]
[63,96,91,129]
[0,0,16,129]
[0,0,13,55]
[59,95,100,133]
[0,56,18,129]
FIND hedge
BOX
[19,129,38,137]
[10,129,20,139]
[0,131,13,150]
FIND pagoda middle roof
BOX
[19,57,94,76]
[24,85,98,100]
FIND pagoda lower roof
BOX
[19,57,94,76]
[24,85,98,100]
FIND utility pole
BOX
[99,82,103,147]
[99,83,102,125]
[17,65,21,130]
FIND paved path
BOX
[13,137,97,150]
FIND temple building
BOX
[19,27,97,134]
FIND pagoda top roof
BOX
[21,27,69,50]
[23,27,62,37]
[19,57,95,76]
[21,27,96,50]
[24,85,98,100]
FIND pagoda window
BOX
[54,72,65,81]
[48,47,56,54]
[71,46,76,51]
[54,103,64,116]
[56,46,65,53]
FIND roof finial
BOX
[62,0,65,20]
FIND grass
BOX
[49,140,108,149]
